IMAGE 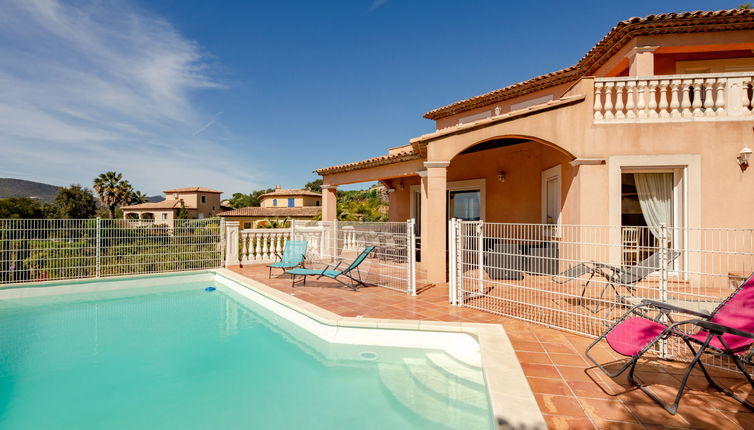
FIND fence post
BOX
[331,220,337,263]
[659,222,669,358]
[456,219,464,306]
[408,218,417,296]
[448,218,456,304]
[224,221,241,267]
[219,217,226,268]
[476,221,484,295]
[95,217,101,278]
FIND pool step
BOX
[425,352,485,387]
[378,362,491,430]
[403,357,487,410]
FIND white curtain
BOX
[634,173,673,240]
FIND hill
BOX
[0,178,59,202]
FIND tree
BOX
[0,197,43,219]
[55,185,97,219]
[176,201,189,219]
[93,171,133,218]
[304,179,323,192]
[739,3,752,9]
[130,190,149,205]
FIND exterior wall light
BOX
[738,147,752,170]
[497,170,506,182]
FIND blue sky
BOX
[0,0,736,196]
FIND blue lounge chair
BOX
[285,246,375,290]
[266,240,308,278]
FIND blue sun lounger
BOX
[266,240,308,278]
[284,246,375,290]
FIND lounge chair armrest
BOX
[640,299,711,318]
[273,251,283,262]
[694,320,754,340]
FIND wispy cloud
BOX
[0,0,261,195]
[368,0,388,12]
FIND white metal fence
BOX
[449,220,754,364]
[0,218,222,285]
[232,220,416,294]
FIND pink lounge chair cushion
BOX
[693,276,754,353]
[606,317,666,357]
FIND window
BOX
[162,213,167,220]
[448,190,480,221]
[288,198,294,207]
[201,195,206,204]
[316,200,320,206]
[243,222,251,229]
[273,199,277,206]
[212,206,216,211]
[621,170,684,267]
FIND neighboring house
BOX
[122,187,223,223]
[218,186,321,228]
[314,9,754,283]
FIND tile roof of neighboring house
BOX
[217,207,321,217]
[163,187,222,194]
[122,199,190,210]
[424,9,754,120]
[259,188,322,198]
[314,148,422,175]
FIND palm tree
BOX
[93,172,133,218]
[130,190,149,205]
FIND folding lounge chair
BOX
[553,250,680,313]
[284,246,375,290]
[585,273,754,414]
[266,240,308,278]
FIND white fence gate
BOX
[230,220,416,295]
[449,220,754,366]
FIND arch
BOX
[449,135,576,162]
[142,212,155,220]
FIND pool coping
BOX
[214,268,546,430]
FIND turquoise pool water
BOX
[0,274,492,429]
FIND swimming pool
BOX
[0,272,494,429]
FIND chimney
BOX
[275,185,281,191]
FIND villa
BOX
[121,186,224,223]
[218,186,322,228]
[315,9,754,284]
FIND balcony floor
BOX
[228,264,753,430]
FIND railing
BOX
[449,220,754,368]
[227,220,417,295]
[594,72,754,123]
[0,218,222,285]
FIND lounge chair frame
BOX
[585,276,754,415]
[266,240,307,278]
[286,246,375,291]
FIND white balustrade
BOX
[594,72,754,123]
[238,228,292,264]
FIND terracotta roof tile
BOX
[314,148,421,175]
[424,8,754,120]
[217,207,321,217]
[122,199,191,210]
[259,189,321,198]
[163,187,222,194]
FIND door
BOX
[541,166,561,225]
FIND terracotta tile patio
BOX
[229,264,753,430]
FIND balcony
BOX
[593,72,754,123]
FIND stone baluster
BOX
[647,80,658,119]
[636,80,647,119]
[254,233,262,262]
[614,82,626,119]
[669,80,681,118]
[239,232,248,263]
[715,79,726,117]
[603,82,615,120]
[692,80,703,117]
[625,81,636,119]
[264,233,272,260]
[593,82,604,120]
[681,79,693,118]
[704,79,716,117]
[658,80,670,118]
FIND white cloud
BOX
[0,0,261,195]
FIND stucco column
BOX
[224,221,240,266]
[628,46,657,76]
[321,185,337,221]
[422,161,449,284]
